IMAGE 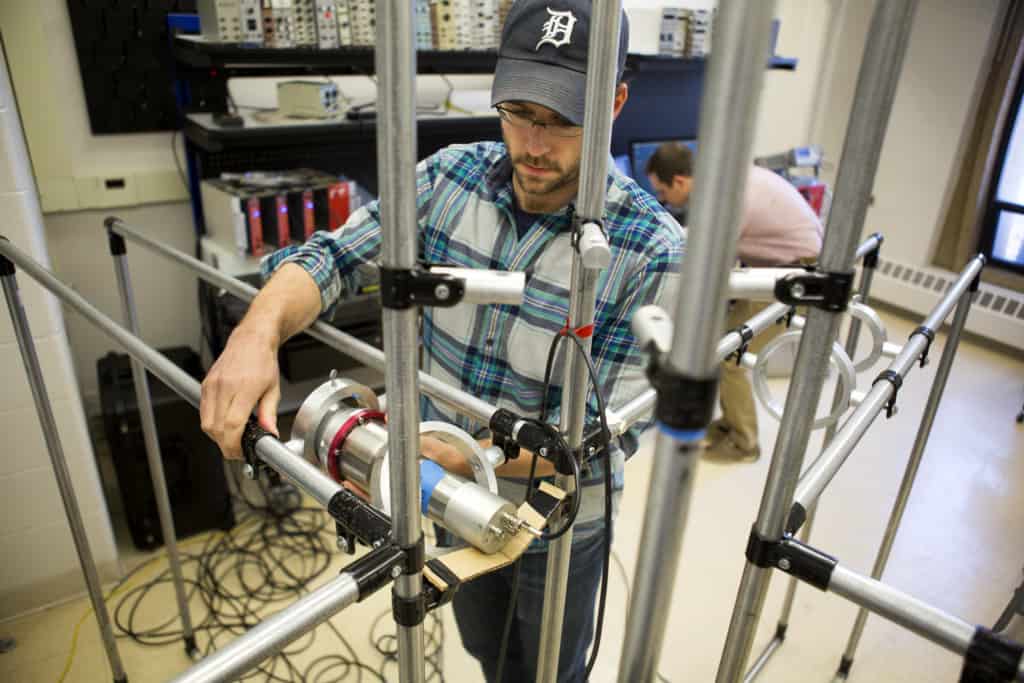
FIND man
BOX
[646,142,822,462]
[200,1,684,680]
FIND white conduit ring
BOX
[377,421,499,516]
[750,330,856,430]
[848,300,888,373]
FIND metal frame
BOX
[535,0,622,676]
[618,2,779,680]
[374,1,426,678]
[9,0,1020,680]
[0,237,421,683]
[745,233,882,682]
[716,1,919,679]
[0,255,129,683]
[109,235,199,660]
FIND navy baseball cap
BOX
[491,0,630,126]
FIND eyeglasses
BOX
[495,105,583,138]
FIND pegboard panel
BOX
[65,0,197,134]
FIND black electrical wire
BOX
[494,324,616,682]
[557,331,614,679]
[103,469,446,682]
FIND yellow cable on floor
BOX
[55,526,234,683]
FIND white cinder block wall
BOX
[0,47,119,620]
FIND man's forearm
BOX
[480,438,558,479]
[239,263,323,346]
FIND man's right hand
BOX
[200,324,282,460]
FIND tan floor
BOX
[1,309,1022,682]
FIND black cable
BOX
[171,128,188,193]
[493,324,616,681]
[495,329,564,683]
[555,332,613,679]
[104,474,430,682]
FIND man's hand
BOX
[200,324,282,460]
[419,435,473,478]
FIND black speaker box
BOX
[98,346,235,550]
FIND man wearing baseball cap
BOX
[200,0,685,680]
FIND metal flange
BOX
[290,376,379,467]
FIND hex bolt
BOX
[243,463,256,479]
[391,565,402,578]
[337,536,350,553]
[790,283,806,299]
[434,283,451,300]
[778,558,791,571]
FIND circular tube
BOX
[847,301,887,372]
[751,331,856,430]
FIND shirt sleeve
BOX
[260,156,440,316]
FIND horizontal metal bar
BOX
[107,218,501,425]
[829,563,975,657]
[0,237,344,508]
[169,572,360,683]
[605,301,792,436]
[727,268,803,301]
[791,256,985,515]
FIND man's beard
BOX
[511,153,580,198]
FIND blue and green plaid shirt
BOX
[263,141,685,525]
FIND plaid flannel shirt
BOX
[263,141,685,529]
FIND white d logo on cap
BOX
[536,8,577,50]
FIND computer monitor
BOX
[629,139,699,196]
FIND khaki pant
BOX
[718,299,785,451]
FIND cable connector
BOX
[489,408,571,473]
[728,324,755,366]
[911,326,935,368]
[745,527,837,591]
[424,559,461,611]
[960,626,1023,683]
[572,219,611,270]
[862,233,883,269]
[106,223,126,256]
[343,544,405,601]
[379,266,466,309]
[240,418,274,479]
[645,355,718,433]
[326,487,392,549]
[392,588,426,627]
[774,269,855,312]
[872,369,904,418]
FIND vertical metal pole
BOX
[835,281,977,679]
[617,2,777,681]
[716,2,918,680]
[745,243,881,682]
[535,2,622,679]
[108,233,198,658]
[0,259,128,683]
[375,0,425,680]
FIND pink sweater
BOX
[737,166,823,266]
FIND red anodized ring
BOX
[326,409,386,483]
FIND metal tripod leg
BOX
[835,286,976,679]
[0,263,128,683]
[109,235,198,658]
[743,236,880,682]
[716,2,918,679]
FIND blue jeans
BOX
[443,522,607,683]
